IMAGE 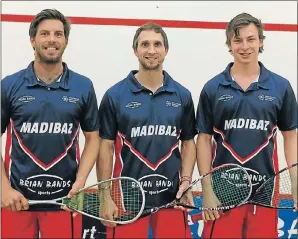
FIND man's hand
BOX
[174,181,194,212]
[61,178,86,216]
[99,190,119,227]
[201,187,223,222]
[2,186,29,211]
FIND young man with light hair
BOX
[196,12,297,238]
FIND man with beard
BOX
[97,22,197,238]
[1,9,100,238]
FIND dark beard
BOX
[36,51,62,64]
[140,61,160,71]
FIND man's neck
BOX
[135,68,164,93]
[231,61,260,78]
[33,60,64,84]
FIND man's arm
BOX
[281,129,297,210]
[96,138,118,227]
[175,138,196,210]
[180,139,196,181]
[281,130,297,166]
[197,133,212,177]
[96,138,114,181]
[68,131,100,197]
[197,132,221,221]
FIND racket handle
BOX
[190,213,203,222]
[28,200,64,206]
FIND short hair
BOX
[132,22,169,51]
[225,13,266,53]
[29,9,71,39]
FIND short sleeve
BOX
[180,93,196,140]
[277,82,298,131]
[1,79,11,134]
[80,83,100,132]
[98,92,118,140]
[196,86,214,135]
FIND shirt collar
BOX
[36,74,62,83]
[24,61,70,90]
[231,75,259,83]
[220,61,271,89]
[127,70,176,93]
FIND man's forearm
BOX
[282,130,297,183]
[76,133,100,182]
[96,139,114,181]
[1,157,11,190]
[197,133,213,189]
[180,139,196,179]
[282,130,297,166]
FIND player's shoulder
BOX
[2,68,27,87]
[265,67,292,89]
[105,77,128,97]
[1,67,28,94]
[67,68,94,89]
[202,70,226,95]
[103,71,136,101]
[164,71,192,99]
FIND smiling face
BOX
[30,19,68,64]
[134,30,168,71]
[228,23,263,65]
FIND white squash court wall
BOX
[1,1,297,185]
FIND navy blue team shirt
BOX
[99,70,196,209]
[1,62,100,211]
[196,61,297,192]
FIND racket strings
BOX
[191,165,251,210]
[65,179,144,222]
[251,167,295,208]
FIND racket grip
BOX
[190,213,202,222]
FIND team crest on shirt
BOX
[165,100,181,107]
[126,102,142,108]
[218,94,233,102]
[18,95,35,103]
[62,96,79,103]
[258,94,275,101]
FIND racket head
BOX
[63,177,145,224]
[251,163,297,209]
[179,163,252,211]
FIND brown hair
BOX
[132,22,169,51]
[226,13,266,53]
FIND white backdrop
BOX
[1,1,297,185]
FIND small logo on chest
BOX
[258,94,275,101]
[126,102,142,109]
[218,94,233,102]
[165,101,181,108]
[62,96,79,103]
[18,95,35,103]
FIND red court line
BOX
[1,14,297,32]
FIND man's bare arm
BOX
[180,139,196,179]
